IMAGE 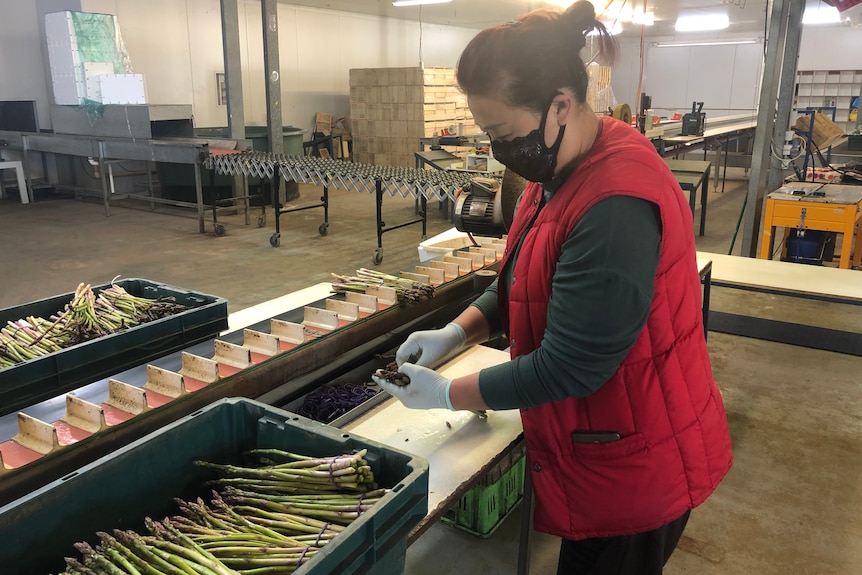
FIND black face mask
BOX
[490,98,566,183]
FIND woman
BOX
[372,2,733,572]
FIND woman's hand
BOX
[372,363,454,410]
[395,323,466,367]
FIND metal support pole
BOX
[766,0,805,195]
[262,0,283,156]
[97,141,110,216]
[21,134,34,204]
[740,0,791,258]
[220,0,246,199]
[516,466,533,575]
[376,179,384,250]
[220,0,245,141]
[194,159,205,234]
[146,160,155,210]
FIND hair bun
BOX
[562,0,597,37]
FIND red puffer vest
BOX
[498,116,732,540]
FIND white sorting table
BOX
[343,346,522,541]
[697,251,862,304]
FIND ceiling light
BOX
[590,1,655,26]
[802,5,842,24]
[654,39,759,47]
[675,13,730,32]
[631,11,655,26]
[392,0,451,6]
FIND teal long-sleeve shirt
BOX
[472,195,662,410]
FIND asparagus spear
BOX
[63,450,383,574]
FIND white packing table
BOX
[698,250,862,304]
[343,345,523,542]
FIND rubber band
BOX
[297,546,311,566]
[328,458,337,482]
[314,523,331,547]
[357,493,365,516]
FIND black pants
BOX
[556,510,691,575]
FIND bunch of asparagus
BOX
[60,449,383,575]
[0,282,189,369]
[330,268,434,304]
[376,361,411,387]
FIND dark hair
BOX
[456,1,618,112]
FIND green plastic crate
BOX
[0,398,428,575]
[0,278,227,416]
[442,441,526,538]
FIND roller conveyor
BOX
[205,152,478,259]
[205,152,473,201]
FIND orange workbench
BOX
[760,182,862,269]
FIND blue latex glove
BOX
[372,363,454,410]
[395,322,467,367]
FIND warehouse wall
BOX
[798,25,862,70]
[610,36,764,119]
[79,0,477,130]
[609,23,862,121]
[2,0,857,137]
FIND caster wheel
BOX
[372,249,383,265]
[270,233,281,247]
[318,223,329,236]
[213,223,226,237]
[257,214,266,228]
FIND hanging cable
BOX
[770,133,806,163]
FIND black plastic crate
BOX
[0,279,227,416]
[0,398,428,575]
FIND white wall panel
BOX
[639,40,761,118]
[185,0,227,128]
[645,45,691,113]
[728,43,763,112]
[81,0,194,107]
[798,26,862,70]
[686,45,736,112]
[609,40,643,110]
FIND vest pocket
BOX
[572,432,647,460]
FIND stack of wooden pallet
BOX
[349,67,478,167]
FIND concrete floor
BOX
[2,168,862,574]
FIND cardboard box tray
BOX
[0,278,227,416]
